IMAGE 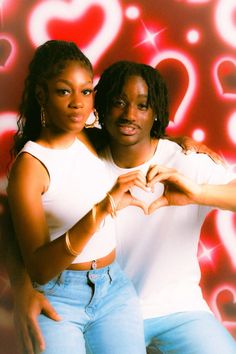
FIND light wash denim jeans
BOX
[33,261,146,354]
[144,311,236,354]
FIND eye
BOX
[112,98,126,108]
[56,88,70,96]
[82,89,93,96]
[137,102,148,111]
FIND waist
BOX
[67,249,116,271]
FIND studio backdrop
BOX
[0,1,235,353]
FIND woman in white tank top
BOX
[7,40,147,354]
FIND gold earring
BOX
[41,107,46,127]
[85,109,99,129]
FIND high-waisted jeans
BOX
[33,261,146,354]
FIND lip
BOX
[68,114,84,123]
[116,123,139,136]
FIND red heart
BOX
[211,285,236,329]
[47,6,104,48]
[216,289,236,322]
[217,60,236,95]
[0,38,12,67]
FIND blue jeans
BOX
[33,261,146,354]
[144,311,236,354]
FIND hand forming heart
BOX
[129,164,201,215]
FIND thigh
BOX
[85,263,146,354]
[145,311,236,354]
[37,313,86,354]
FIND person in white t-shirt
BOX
[94,60,236,354]
[3,59,236,354]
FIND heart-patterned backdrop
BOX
[0,0,235,352]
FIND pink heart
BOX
[0,38,12,67]
[211,285,236,329]
[213,57,236,99]
[150,50,197,130]
[28,0,122,65]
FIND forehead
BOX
[121,75,148,97]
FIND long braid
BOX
[13,40,93,156]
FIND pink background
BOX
[0,1,235,352]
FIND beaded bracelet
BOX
[106,192,117,218]
[65,231,79,257]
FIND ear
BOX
[35,85,45,105]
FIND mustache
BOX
[115,118,140,128]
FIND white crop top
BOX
[20,139,116,263]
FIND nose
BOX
[69,92,83,109]
[124,104,136,120]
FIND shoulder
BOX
[8,152,48,196]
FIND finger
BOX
[42,300,61,321]
[148,196,168,214]
[15,323,35,354]
[29,317,45,352]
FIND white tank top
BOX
[20,139,116,263]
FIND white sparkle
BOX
[198,241,219,266]
[135,21,165,48]
[192,128,205,142]
[125,6,140,20]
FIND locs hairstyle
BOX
[94,60,169,138]
[13,40,93,155]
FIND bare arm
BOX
[8,153,147,284]
[146,165,236,213]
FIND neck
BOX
[109,138,158,168]
[37,129,76,149]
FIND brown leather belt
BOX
[67,249,116,271]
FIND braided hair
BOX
[13,40,93,155]
[94,60,169,139]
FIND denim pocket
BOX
[32,274,62,295]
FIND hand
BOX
[168,135,224,165]
[108,170,149,214]
[146,165,202,214]
[13,287,60,353]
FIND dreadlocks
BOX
[94,60,169,138]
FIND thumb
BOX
[148,196,168,214]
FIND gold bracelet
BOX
[65,231,79,257]
[106,192,117,218]
[91,203,105,229]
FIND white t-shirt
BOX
[101,139,236,319]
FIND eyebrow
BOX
[55,79,93,85]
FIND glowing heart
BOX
[28,0,122,65]
[0,112,18,193]
[216,210,236,269]
[215,0,236,49]
[150,50,197,130]
[0,35,16,70]
[210,285,236,328]
[213,57,236,99]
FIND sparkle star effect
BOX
[134,20,166,49]
[198,241,220,267]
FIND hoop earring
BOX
[85,109,99,129]
[41,106,46,127]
